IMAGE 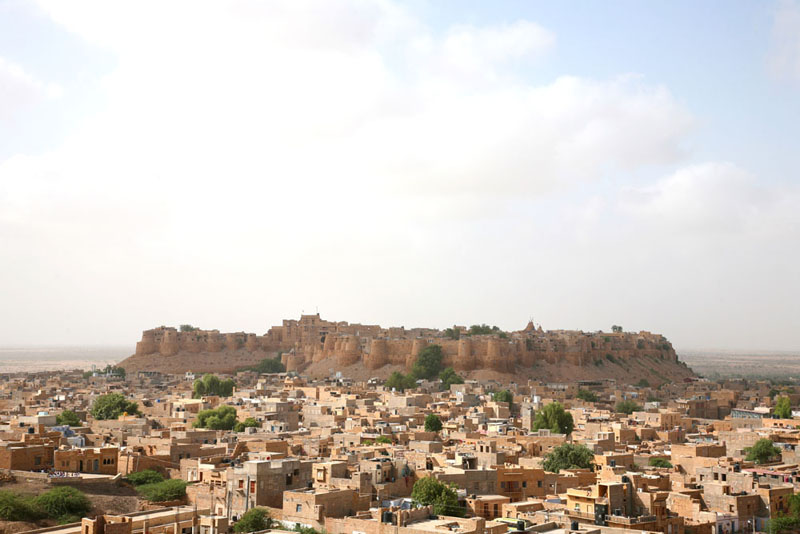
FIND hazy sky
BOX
[1,1,799,351]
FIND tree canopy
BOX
[233,417,260,432]
[439,367,464,390]
[576,390,598,403]
[615,399,641,415]
[194,405,238,430]
[648,458,673,468]
[385,371,417,392]
[179,324,199,332]
[233,508,273,532]
[90,393,140,420]
[492,390,513,405]
[746,439,782,464]
[775,397,792,419]
[411,477,464,517]
[56,410,81,427]
[533,402,574,435]
[542,443,595,473]
[193,374,236,398]
[411,345,444,380]
[424,414,443,432]
[249,357,286,374]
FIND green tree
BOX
[439,367,464,390]
[443,327,460,340]
[34,487,91,520]
[193,374,236,398]
[775,397,792,419]
[233,508,273,532]
[648,458,673,468]
[91,393,140,420]
[411,345,444,380]
[385,371,417,392]
[180,324,199,332]
[533,402,574,435]
[136,479,188,502]
[615,400,641,415]
[492,390,513,405]
[411,477,464,517]
[0,491,41,521]
[746,439,782,464]
[195,405,238,430]
[611,325,623,333]
[56,410,81,427]
[637,379,650,388]
[127,469,164,486]
[576,390,598,403]
[542,443,595,473]
[424,414,443,432]
[233,417,261,432]
[249,357,286,374]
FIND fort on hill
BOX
[118,314,695,384]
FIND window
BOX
[238,480,244,489]
[34,456,41,465]
[296,504,302,513]
[538,481,543,488]
[522,481,527,488]
[250,481,256,493]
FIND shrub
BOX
[649,458,673,468]
[0,491,41,521]
[376,435,392,444]
[576,390,598,403]
[127,469,164,486]
[91,393,140,420]
[34,487,91,520]
[136,479,188,502]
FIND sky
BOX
[0,0,799,351]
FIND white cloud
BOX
[0,56,61,123]
[769,0,800,82]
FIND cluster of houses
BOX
[1,367,800,534]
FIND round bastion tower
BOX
[159,329,179,356]
[455,338,475,372]
[135,330,158,355]
[336,335,361,367]
[365,339,389,370]
[485,337,507,372]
